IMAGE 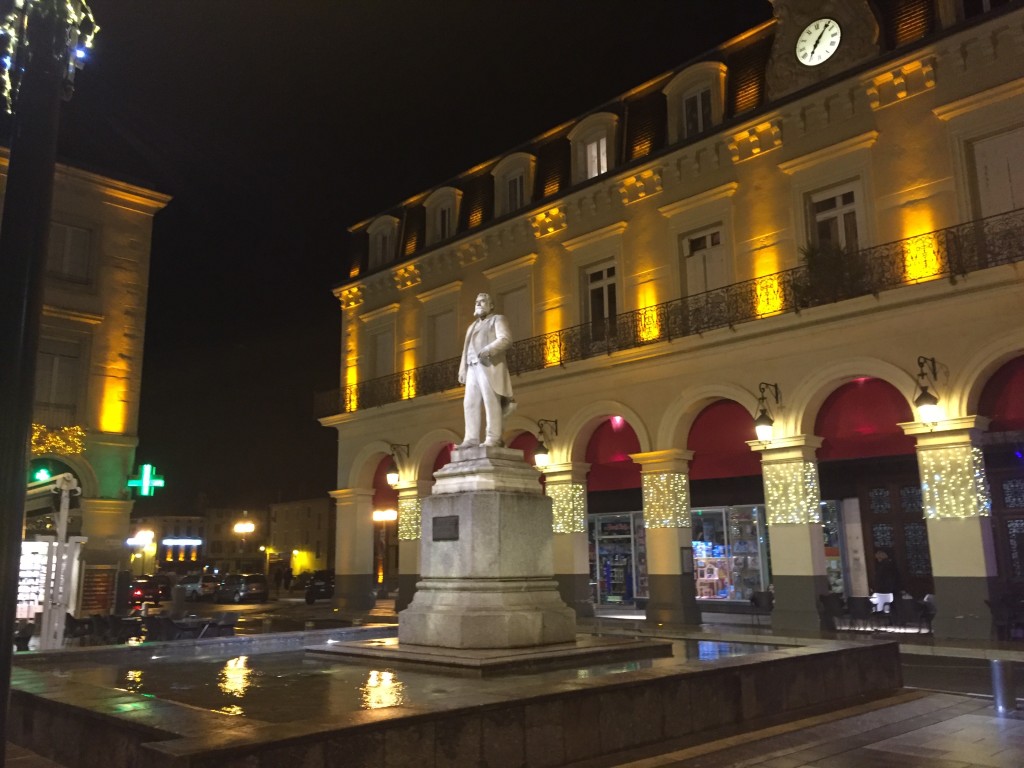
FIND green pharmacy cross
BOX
[127,464,165,496]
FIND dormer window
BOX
[491,152,536,216]
[663,62,728,145]
[423,186,463,246]
[367,215,399,271]
[568,112,619,184]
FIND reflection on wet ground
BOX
[17,640,778,723]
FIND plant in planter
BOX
[796,242,869,308]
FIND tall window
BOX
[811,185,861,252]
[683,87,713,139]
[585,136,608,179]
[427,308,458,363]
[34,337,80,426]
[972,127,1024,217]
[682,227,728,294]
[498,285,531,342]
[370,230,391,270]
[438,206,453,241]
[370,329,395,379]
[586,262,617,341]
[47,222,91,283]
[507,174,525,212]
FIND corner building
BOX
[319,0,1024,640]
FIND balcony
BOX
[315,208,1024,419]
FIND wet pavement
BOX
[9,599,1024,767]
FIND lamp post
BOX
[372,509,397,598]
[233,512,255,571]
[126,529,155,575]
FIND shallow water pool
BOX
[19,639,779,723]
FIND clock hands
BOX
[810,20,832,57]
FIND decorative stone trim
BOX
[392,264,422,290]
[866,57,936,110]
[336,286,364,310]
[530,206,567,238]
[617,168,664,205]
[728,119,783,164]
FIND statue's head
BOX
[474,293,494,318]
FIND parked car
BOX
[214,573,269,603]
[129,574,172,606]
[179,573,218,601]
[304,570,335,604]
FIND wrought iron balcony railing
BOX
[315,207,1024,418]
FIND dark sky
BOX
[47,1,772,512]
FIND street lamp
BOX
[233,511,256,570]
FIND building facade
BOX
[319,0,1024,639]
[5,150,170,614]
[267,496,336,579]
[203,507,268,575]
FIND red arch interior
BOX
[978,356,1024,432]
[688,400,760,480]
[586,418,641,491]
[815,378,915,461]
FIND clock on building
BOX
[766,0,879,100]
[795,18,842,66]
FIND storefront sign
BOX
[432,515,459,541]
[600,520,632,536]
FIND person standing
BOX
[457,293,514,448]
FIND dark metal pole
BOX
[0,2,66,757]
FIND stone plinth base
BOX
[398,445,576,649]
[398,577,575,648]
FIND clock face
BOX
[795,18,842,67]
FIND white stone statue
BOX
[457,292,515,448]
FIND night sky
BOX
[46,1,772,512]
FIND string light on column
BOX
[1,0,99,114]
[642,472,690,529]
[397,496,421,541]
[547,483,586,533]
[919,444,991,519]
[764,459,821,525]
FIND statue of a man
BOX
[457,292,514,448]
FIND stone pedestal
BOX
[398,446,576,649]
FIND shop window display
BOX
[692,506,769,601]
[588,512,649,605]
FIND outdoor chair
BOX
[750,590,774,627]
[63,613,91,645]
[847,597,875,630]
[818,593,848,631]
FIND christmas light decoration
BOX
[1,0,99,114]
[30,423,86,455]
[764,459,821,525]
[642,472,690,529]
[547,482,586,533]
[919,445,991,519]
[398,496,421,541]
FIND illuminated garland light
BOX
[1,0,99,114]
[547,483,586,534]
[764,459,821,525]
[919,445,991,520]
[397,496,421,541]
[642,472,690,529]
[31,423,86,456]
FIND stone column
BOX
[629,449,699,626]
[542,462,593,618]
[902,417,995,640]
[329,487,377,614]
[79,498,132,566]
[751,436,828,633]
[395,480,430,612]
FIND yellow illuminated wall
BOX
[636,282,662,341]
[99,374,128,434]
[901,205,941,283]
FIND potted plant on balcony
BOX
[795,242,868,308]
